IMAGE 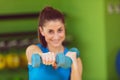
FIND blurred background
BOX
[0,0,120,80]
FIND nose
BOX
[53,33,59,40]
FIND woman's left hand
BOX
[65,52,77,62]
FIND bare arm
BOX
[66,52,83,80]
[26,44,42,65]
[70,58,82,80]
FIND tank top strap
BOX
[64,47,69,55]
[36,43,49,53]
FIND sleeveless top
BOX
[28,44,71,80]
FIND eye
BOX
[48,30,54,34]
[58,28,63,33]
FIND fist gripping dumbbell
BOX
[31,48,80,68]
[69,47,80,58]
[31,53,72,68]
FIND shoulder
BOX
[26,44,40,53]
[26,43,44,52]
[37,43,49,53]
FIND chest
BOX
[29,64,71,80]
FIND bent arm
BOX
[71,58,83,80]
[26,44,42,65]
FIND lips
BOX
[52,41,59,44]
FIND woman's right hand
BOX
[41,52,56,65]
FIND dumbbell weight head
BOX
[6,53,20,69]
[56,53,72,68]
[31,54,41,67]
[64,56,72,68]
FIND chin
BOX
[52,43,62,47]
[52,44,60,47]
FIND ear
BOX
[39,27,45,36]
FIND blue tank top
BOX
[28,44,71,80]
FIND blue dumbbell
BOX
[32,48,80,68]
[31,53,72,68]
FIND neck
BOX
[47,45,64,54]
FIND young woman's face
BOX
[40,20,65,47]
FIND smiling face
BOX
[39,19,65,48]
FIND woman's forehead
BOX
[43,20,64,29]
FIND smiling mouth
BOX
[52,40,59,44]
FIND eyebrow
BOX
[58,27,63,29]
[48,26,63,30]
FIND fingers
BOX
[51,52,56,65]
[41,52,56,65]
[65,52,77,61]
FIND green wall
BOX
[0,0,120,80]
[105,0,120,79]
[68,0,107,80]
[0,0,59,33]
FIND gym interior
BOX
[0,0,120,80]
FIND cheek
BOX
[60,32,65,39]
[44,34,53,40]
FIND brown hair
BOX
[38,6,65,47]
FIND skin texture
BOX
[26,19,82,80]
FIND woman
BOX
[26,6,82,80]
